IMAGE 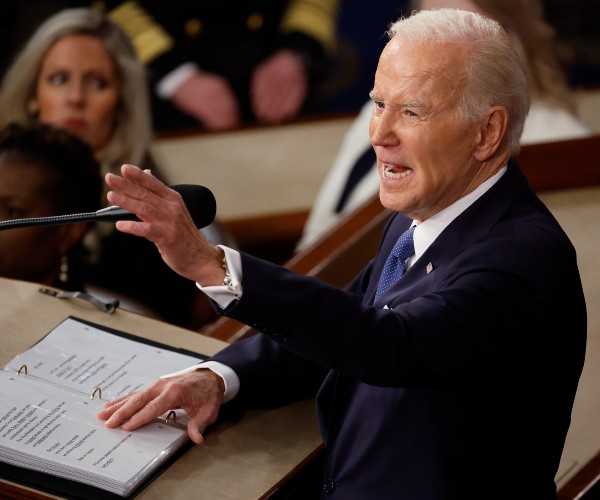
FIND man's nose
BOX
[370,114,398,147]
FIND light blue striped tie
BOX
[375,225,416,301]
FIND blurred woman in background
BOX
[415,0,589,143]
[0,7,155,180]
[0,8,229,328]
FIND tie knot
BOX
[391,225,415,262]
[374,225,416,302]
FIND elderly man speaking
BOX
[98,8,586,499]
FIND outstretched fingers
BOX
[105,165,164,208]
[104,164,206,278]
[105,165,189,230]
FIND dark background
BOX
[1,0,599,115]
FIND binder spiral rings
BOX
[17,364,104,401]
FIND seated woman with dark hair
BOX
[0,122,101,291]
[0,121,163,318]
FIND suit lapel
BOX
[368,159,532,307]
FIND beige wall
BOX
[155,118,352,220]
[575,88,600,133]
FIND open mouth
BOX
[383,163,413,180]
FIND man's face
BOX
[369,38,485,221]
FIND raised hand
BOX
[104,164,225,287]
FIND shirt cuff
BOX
[197,245,243,309]
[156,62,200,99]
[160,360,240,404]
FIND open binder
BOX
[0,316,207,498]
[0,278,323,500]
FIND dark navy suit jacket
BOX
[212,160,586,499]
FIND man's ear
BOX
[474,106,508,161]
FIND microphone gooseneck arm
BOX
[0,184,216,231]
[0,212,98,230]
[0,207,139,230]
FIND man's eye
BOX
[372,101,385,113]
[405,109,419,118]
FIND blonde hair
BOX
[0,8,152,174]
[389,8,530,153]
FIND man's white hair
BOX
[388,8,530,152]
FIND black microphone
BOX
[0,184,217,231]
